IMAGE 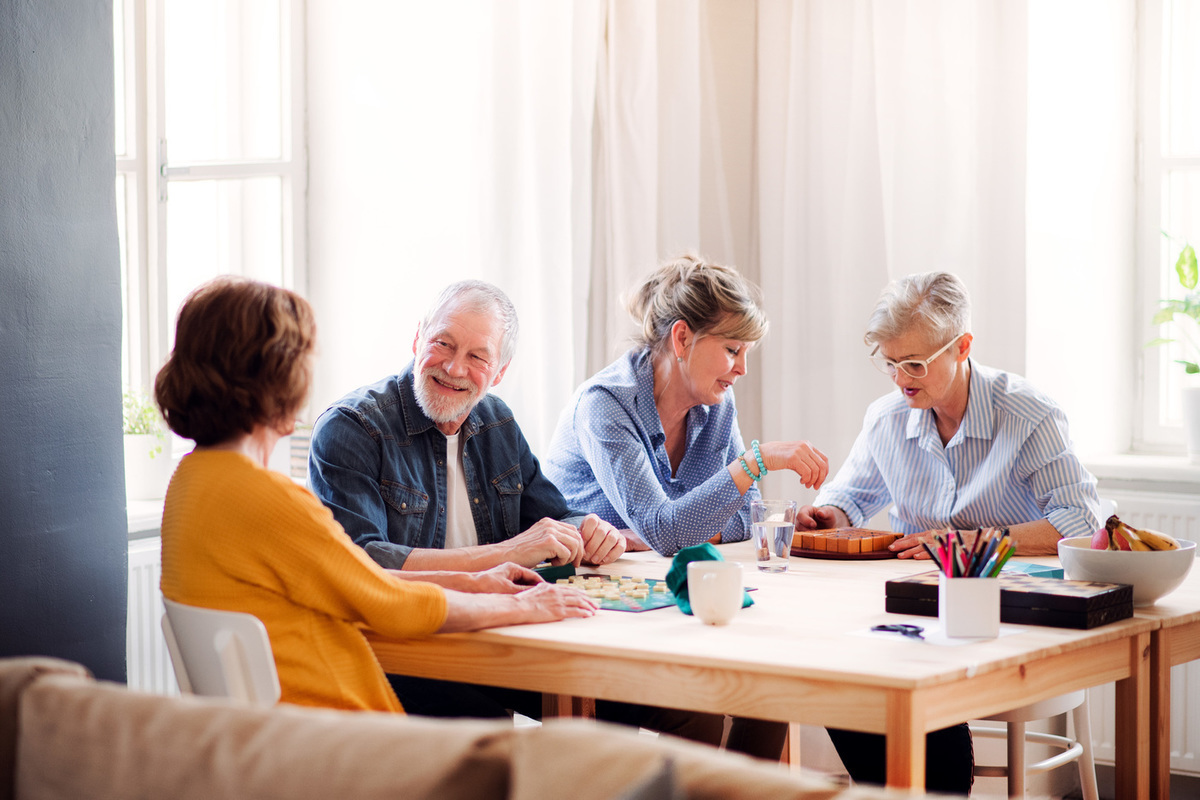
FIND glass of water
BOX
[750,499,797,573]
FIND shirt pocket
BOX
[381,481,429,521]
[491,465,524,537]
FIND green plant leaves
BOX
[1177,244,1198,291]
[122,389,165,436]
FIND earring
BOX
[676,356,683,363]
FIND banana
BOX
[1105,514,1181,551]
[1134,526,1181,551]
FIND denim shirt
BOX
[308,363,581,569]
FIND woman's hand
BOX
[890,529,982,559]
[438,582,598,632]
[510,582,599,623]
[458,563,544,594]
[760,441,830,490]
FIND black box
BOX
[884,571,1134,629]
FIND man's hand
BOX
[796,504,848,531]
[460,563,544,593]
[503,518,586,567]
[577,514,626,566]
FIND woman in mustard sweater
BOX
[156,276,595,713]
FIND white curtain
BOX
[585,0,1028,502]
[307,0,1027,467]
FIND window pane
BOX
[1159,170,1200,426]
[113,0,133,158]
[165,178,284,347]
[163,0,284,162]
[1166,0,1200,156]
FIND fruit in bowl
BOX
[1061,521,1196,607]
[1091,515,1181,551]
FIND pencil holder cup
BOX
[938,575,1000,638]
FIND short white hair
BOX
[864,271,972,346]
[420,280,519,366]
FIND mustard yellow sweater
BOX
[161,450,447,712]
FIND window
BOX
[1137,0,1200,451]
[114,0,306,397]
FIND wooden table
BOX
[1122,565,1200,799]
[369,543,1157,795]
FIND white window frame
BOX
[116,0,307,393]
[1135,0,1196,454]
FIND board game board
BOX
[791,528,900,560]
[561,572,678,612]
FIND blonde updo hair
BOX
[863,271,972,347]
[627,254,768,356]
[154,276,316,446]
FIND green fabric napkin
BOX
[666,543,754,616]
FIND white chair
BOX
[971,690,1098,799]
[161,598,281,707]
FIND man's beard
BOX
[413,366,483,424]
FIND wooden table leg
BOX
[1115,631,1151,800]
[1150,629,1172,800]
[886,693,925,794]
[541,694,595,719]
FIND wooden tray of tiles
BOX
[790,528,900,560]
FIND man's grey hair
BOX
[420,280,520,366]
[863,271,972,347]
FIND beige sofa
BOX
[0,657,917,800]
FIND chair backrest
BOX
[161,598,281,707]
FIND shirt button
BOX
[438,459,444,466]
[400,503,407,510]
[517,483,522,490]
[474,497,481,504]
[440,507,445,514]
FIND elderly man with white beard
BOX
[308,281,735,752]
[310,280,626,573]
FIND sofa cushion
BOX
[17,675,517,800]
[509,719,857,800]
[0,658,89,800]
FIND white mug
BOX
[687,561,744,625]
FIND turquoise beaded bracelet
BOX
[751,439,768,477]
[738,455,759,481]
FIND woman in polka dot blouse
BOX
[545,254,830,557]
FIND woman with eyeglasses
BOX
[799,271,1099,796]
[798,270,1099,560]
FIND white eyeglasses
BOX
[869,333,966,379]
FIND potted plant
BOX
[1147,237,1200,461]
[122,388,172,500]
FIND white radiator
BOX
[1088,490,1200,775]
[126,537,178,695]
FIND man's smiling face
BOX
[412,306,508,435]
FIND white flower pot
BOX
[1184,387,1200,465]
[123,433,172,500]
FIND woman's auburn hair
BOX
[626,253,768,355]
[154,276,316,446]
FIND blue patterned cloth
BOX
[545,349,756,555]
[815,361,1100,539]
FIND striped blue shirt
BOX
[544,349,755,555]
[815,361,1099,539]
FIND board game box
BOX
[884,570,1134,629]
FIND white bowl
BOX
[1058,536,1196,607]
